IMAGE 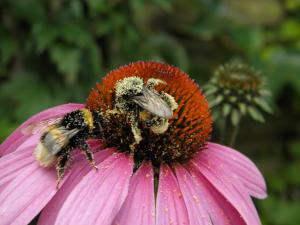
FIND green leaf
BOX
[222,103,231,117]
[260,197,300,225]
[259,47,300,96]
[238,103,247,114]
[59,23,93,48]
[70,0,83,19]
[8,0,45,22]
[209,95,224,107]
[50,45,81,84]
[254,97,273,113]
[246,94,252,101]
[222,0,282,26]
[285,0,300,10]
[229,27,264,55]
[231,109,240,126]
[88,44,102,75]
[224,89,231,95]
[139,34,189,70]
[279,19,300,40]
[247,106,265,123]
[204,85,218,96]
[202,84,216,91]
[259,89,272,96]
[0,71,54,121]
[228,95,237,103]
[0,37,17,65]
[0,120,18,143]
[32,23,59,52]
[286,163,300,185]
[88,0,110,15]
[289,140,300,158]
[212,109,220,121]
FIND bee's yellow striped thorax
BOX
[81,108,94,131]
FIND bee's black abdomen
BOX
[61,110,87,130]
[91,111,103,131]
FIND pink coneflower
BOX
[0,61,266,225]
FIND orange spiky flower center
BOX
[86,61,212,166]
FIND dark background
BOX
[0,1,300,224]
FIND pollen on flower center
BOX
[86,61,212,166]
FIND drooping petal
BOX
[175,164,212,225]
[0,103,84,156]
[205,142,267,199]
[192,148,262,225]
[0,144,34,190]
[38,148,113,225]
[156,164,189,225]
[0,131,107,225]
[0,135,103,191]
[185,164,247,225]
[40,152,133,225]
[0,159,57,225]
[113,162,155,225]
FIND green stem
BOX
[219,110,227,144]
[228,122,240,147]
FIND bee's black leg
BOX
[56,152,70,189]
[129,113,142,153]
[81,142,98,170]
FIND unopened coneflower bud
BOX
[204,63,272,126]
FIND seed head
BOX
[204,63,272,125]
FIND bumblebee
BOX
[23,76,177,187]
[23,109,103,187]
[114,77,178,137]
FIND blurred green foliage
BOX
[0,0,300,224]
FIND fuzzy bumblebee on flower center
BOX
[87,62,212,167]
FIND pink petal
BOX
[40,152,133,225]
[0,144,34,190]
[0,103,84,156]
[156,164,189,225]
[0,135,101,191]
[175,164,212,225]
[0,130,107,225]
[113,162,155,225]
[38,148,113,225]
[0,159,57,225]
[185,165,247,225]
[192,148,262,225]
[205,142,267,199]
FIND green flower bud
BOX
[204,63,272,125]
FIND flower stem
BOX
[228,122,239,147]
[219,113,226,144]
[220,116,240,147]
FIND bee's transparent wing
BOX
[21,117,63,135]
[132,87,173,118]
[43,127,80,155]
